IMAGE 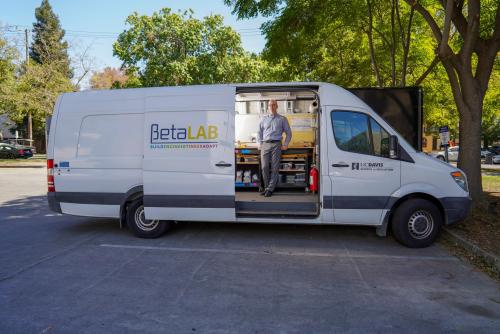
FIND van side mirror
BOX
[389,135,399,159]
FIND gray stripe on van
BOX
[55,192,124,205]
[144,195,235,208]
[323,196,397,209]
[54,192,235,209]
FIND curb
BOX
[442,227,500,274]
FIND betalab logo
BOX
[150,123,219,149]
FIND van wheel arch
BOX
[387,193,445,234]
[384,193,446,245]
[120,186,144,228]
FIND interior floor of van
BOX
[234,87,320,218]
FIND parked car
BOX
[488,145,500,155]
[493,155,500,164]
[432,146,460,161]
[432,146,493,162]
[481,148,494,159]
[0,143,33,159]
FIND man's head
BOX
[268,99,278,116]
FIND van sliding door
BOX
[143,85,236,221]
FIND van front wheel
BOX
[126,199,171,238]
[391,199,442,248]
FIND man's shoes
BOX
[264,190,273,197]
[259,187,266,195]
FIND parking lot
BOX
[0,168,499,333]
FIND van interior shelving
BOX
[234,88,320,217]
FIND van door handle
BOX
[332,163,349,168]
[215,162,232,167]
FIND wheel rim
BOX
[408,210,434,239]
[134,205,160,231]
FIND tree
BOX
[226,0,500,203]
[113,8,280,86]
[403,0,500,202]
[225,0,439,87]
[30,0,72,78]
[5,63,73,142]
[90,67,129,89]
[0,34,18,121]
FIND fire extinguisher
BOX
[309,165,319,193]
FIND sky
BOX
[0,0,267,86]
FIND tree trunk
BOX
[366,0,383,87]
[457,100,483,202]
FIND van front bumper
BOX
[441,196,472,225]
[47,192,62,213]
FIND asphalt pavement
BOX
[0,168,499,334]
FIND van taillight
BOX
[47,159,55,192]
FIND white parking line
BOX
[99,243,458,261]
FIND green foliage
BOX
[30,0,72,78]
[0,31,73,141]
[3,62,73,133]
[482,65,500,146]
[113,8,280,87]
[0,37,18,109]
[225,0,499,144]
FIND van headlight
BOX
[451,171,468,192]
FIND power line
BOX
[1,24,262,36]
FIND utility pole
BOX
[25,28,33,144]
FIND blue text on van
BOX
[150,123,218,144]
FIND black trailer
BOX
[348,87,423,151]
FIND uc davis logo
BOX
[352,162,359,170]
[150,124,219,149]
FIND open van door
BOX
[143,85,236,221]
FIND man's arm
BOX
[257,118,264,147]
[282,117,292,149]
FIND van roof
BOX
[59,82,369,110]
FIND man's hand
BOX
[281,145,288,151]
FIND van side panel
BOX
[53,96,144,218]
[142,86,236,221]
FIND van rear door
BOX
[143,85,236,221]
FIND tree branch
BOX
[404,0,442,42]
[441,58,467,113]
[475,3,500,94]
[414,55,439,86]
[460,0,480,71]
[366,0,383,87]
[397,0,414,86]
[440,0,454,55]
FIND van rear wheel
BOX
[126,199,171,238]
[391,199,442,248]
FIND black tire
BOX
[126,199,171,238]
[391,198,442,248]
[437,156,445,161]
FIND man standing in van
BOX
[258,99,292,197]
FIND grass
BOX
[441,171,500,279]
[482,174,500,194]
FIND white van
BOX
[47,82,471,248]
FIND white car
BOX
[493,155,500,164]
[432,146,460,161]
[433,146,492,162]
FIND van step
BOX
[236,210,318,218]
[235,201,318,217]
